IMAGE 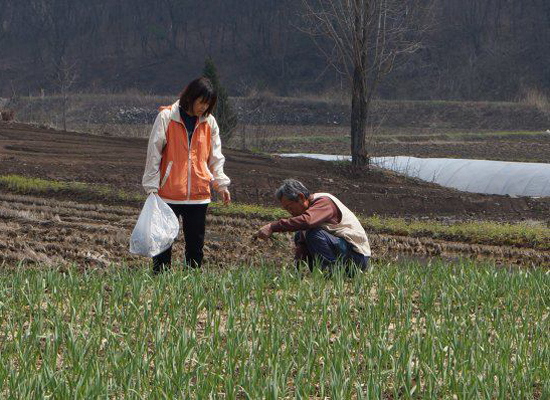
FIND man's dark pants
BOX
[153,203,208,273]
[295,228,370,274]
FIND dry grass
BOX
[521,88,550,113]
[1,109,15,121]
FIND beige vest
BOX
[313,193,371,257]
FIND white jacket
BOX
[142,100,231,204]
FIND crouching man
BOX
[257,179,371,273]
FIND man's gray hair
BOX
[275,179,310,201]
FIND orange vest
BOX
[157,108,213,201]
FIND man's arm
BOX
[270,197,340,232]
[256,197,340,239]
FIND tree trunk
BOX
[62,95,67,131]
[350,64,368,167]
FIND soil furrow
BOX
[0,193,137,215]
[1,201,128,224]
[0,169,548,267]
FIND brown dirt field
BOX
[0,192,290,268]
[240,125,550,163]
[1,191,548,269]
[1,122,549,222]
[0,122,549,268]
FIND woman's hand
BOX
[219,188,231,205]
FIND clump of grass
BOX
[209,202,550,251]
[521,88,550,113]
[0,175,69,193]
[0,260,548,398]
[209,201,287,220]
[0,175,142,203]
[366,215,550,251]
[446,130,547,139]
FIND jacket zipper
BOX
[187,119,201,200]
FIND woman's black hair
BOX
[179,77,217,116]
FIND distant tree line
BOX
[0,0,548,101]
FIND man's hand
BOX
[256,223,273,240]
[219,188,231,205]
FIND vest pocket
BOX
[160,161,173,189]
[189,160,211,197]
[203,161,214,181]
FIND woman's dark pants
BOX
[153,203,208,273]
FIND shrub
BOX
[521,88,549,113]
[1,109,15,121]
[203,57,238,142]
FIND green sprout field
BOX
[1,261,549,399]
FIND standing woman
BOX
[142,77,231,272]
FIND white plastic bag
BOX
[129,193,179,257]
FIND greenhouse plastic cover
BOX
[279,154,550,198]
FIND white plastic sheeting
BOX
[279,153,550,198]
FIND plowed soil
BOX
[1,122,549,221]
[1,191,548,269]
[0,122,549,268]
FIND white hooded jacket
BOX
[142,100,230,204]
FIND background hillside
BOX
[1,0,549,101]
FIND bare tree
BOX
[302,0,430,167]
[52,57,78,131]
